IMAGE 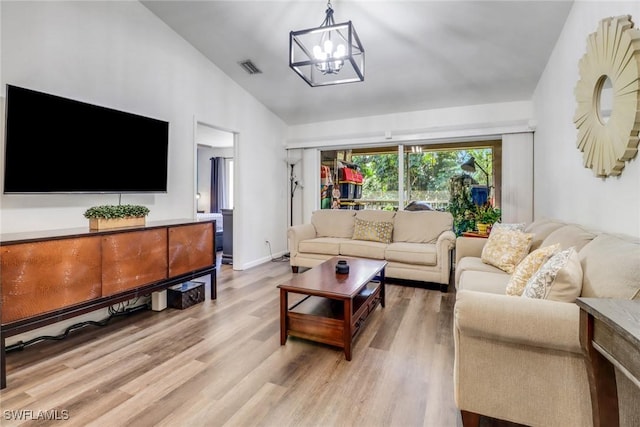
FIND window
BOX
[402,145,496,210]
[351,152,400,210]
[323,140,500,211]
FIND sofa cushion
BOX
[522,247,583,302]
[540,224,596,252]
[393,210,453,243]
[458,270,511,294]
[352,218,394,244]
[481,229,533,274]
[525,218,565,251]
[340,240,387,259]
[579,234,640,299]
[355,210,396,222]
[385,242,437,266]
[455,256,507,287]
[299,237,347,255]
[311,210,355,238]
[506,244,561,296]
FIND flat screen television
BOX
[3,84,169,193]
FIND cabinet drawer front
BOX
[101,229,168,296]
[1,236,102,323]
[168,223,214,277]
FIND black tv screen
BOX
[3,85,169,193]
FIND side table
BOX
[461,231,489,238]
[577,298,640,427]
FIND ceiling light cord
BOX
[322,2,334,27]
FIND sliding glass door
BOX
[340,142,498,211]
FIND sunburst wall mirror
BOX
[574,15,640,177]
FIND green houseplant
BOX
[448,174,477,236]
[474,203,501,235]
[84,204,150,230]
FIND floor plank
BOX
[1,257,518,426]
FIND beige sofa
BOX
[453,218,640,427]
[287,209,456,290]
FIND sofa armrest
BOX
[432,230,456,286]
[454,290,581,353]
[455,236,488,266]
[287,223,316,257]
[437,230,456,250]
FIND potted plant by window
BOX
[84,204,150,230]
[474,203,501,235]
[448,174,478,236]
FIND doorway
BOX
[195,122,235,257]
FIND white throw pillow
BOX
[521,247,583,302]
[506,244,561,296]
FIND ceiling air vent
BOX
[239,60,262,75]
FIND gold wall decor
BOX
[574,15,640,177]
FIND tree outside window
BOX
[352,146,494,212]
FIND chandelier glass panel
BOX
[289,1,364,87]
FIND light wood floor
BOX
[0,257,514,427]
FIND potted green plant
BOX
[84,204,150,230]
[474,203,501,235]
[448,174,478,236]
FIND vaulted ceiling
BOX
[142,1,574,125]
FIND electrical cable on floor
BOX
[266,240,289,262]
[5,300,150,353]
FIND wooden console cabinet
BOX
[0,219,217,389]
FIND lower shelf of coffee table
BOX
[286,281,382,349]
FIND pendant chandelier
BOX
[289,1,365,87]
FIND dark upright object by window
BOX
[222,209,233,265]
[210,157,226,212]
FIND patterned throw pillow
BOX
[352,218,394,244]
[481,228,534,274]
[505,244,560,296]
[522,247,583,302]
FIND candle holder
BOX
[335,259,350,274]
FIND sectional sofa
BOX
[453,218,640,427]
[287,209,456,290]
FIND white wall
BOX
[287,101,534,148]
[533,1,640,237]
[0,2,289,266]
[502,133,534,224]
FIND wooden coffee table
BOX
[278,257,386,360]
